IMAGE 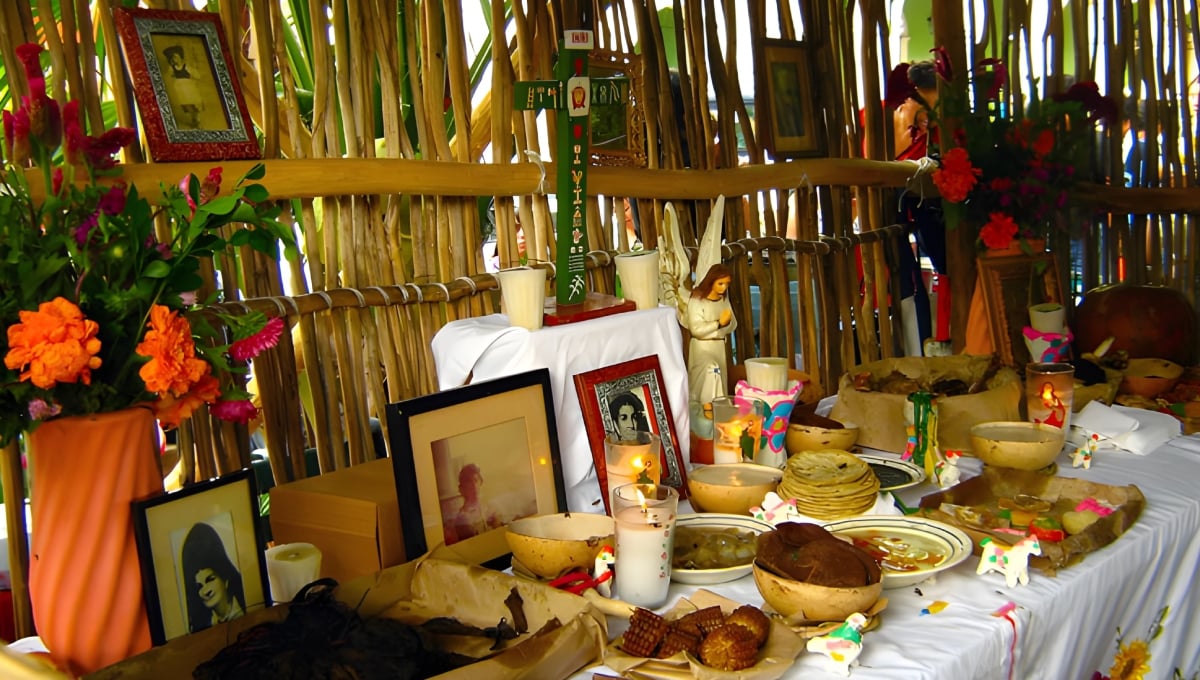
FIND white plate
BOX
[856,453,927,492]
[823,515,973,589]
[670,513,773,585]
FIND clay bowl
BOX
[752,562,882,622]
[687,463,783,516]
[1120,358,1184,398]
[784,421,860,455]
[505,513,615,579]
[969,421,1066,471]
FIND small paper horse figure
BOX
[806,612,868,676]
[593,546,615,597]
[1072,434,1100,470]
[977,536,1042,588]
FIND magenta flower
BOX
[211,399,259,425]
[98,184,127,216]
[228,316,285,361]
[884,63,916,109]
[931,46,953,82]
[27,399,62,421]
[74,212,99,246]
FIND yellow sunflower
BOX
[1109,639,1152,680]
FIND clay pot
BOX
[1074,284,1197,366]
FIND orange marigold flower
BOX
[4,297,102,389]
[136,304,210,396]
[152,374,221,429]
[980,212,1019,250]
[932,147,981,203]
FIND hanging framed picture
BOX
[132,468,270,645]
[588,50,647,168]
[756,38,824,159]
[573,355,687,514]
[386,368,566,568]
[114,7,260,162]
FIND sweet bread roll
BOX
[698,623,759,671]
[724,605,770,646]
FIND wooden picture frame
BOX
[977,252,1063,367]
[132,468,269,645]
[386,368,565,567]
[114,8,259,162]
[573,355,687,514]
[756,39,823,158]
[588,50,647,167]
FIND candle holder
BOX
[496,266,547,330]
[614,249,661,311]
[1026,362,1074,431]
[711,396,768,465]
[612,483,679,608]
[744,357,789,392]
[603,431,662,509]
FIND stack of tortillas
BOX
[777,449,880,520]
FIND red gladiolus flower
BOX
[976,58,1008,100]
[1054,82,1118,124]
[201,167,223,203]
[228,316,284,361]
[211,399,259,425]
[10,108,31,165]
[931,46,953,82]
[15,43,44,82]
[932,147,981,203]
[980,212,1019,250]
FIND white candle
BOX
[265,542,322,604]
[604,434,661,506]
[612,484,678,608]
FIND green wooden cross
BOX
[514,30,629,307]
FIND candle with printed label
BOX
[612,483,678,608]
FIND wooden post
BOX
[930,3,975,353]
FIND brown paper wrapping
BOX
[88,556,608,679]
[604,590,805,680]
[829,355,1022,453]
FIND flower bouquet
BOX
[0,43,297,447]
[888,48,1117,252]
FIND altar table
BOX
[574,434,1200,680]
[431,307,691,514]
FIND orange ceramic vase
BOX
[27,407,163,675]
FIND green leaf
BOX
[243,184,270,203]
[142,260,172,279]
[243,163,267,181]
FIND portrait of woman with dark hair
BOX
[607,390,650,440]
[180,521,246,633]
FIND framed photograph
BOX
[386,368,565,568]
[977,252,1063,367]
[756,39,824,158]
[132,468,269,645]
[573,355,687,514]
[588,50,647,167]
[114,7,259,162]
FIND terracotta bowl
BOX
[687,463,783,515]
[784,421,859,455]
[505,513,615,579]
[752,562,882,622]
[1120,358,1184,398]
[969,421,1065,471]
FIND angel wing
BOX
[693,194,726,285]
[658,201,691,324]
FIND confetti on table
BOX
[919,600,949,616]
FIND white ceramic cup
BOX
[744,357,789,392]
[1029,302,1066,333]
[614,250,661,311]
[496,266,547,330]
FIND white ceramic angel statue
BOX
[660,196,734,439]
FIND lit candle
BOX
[1026,362,1074,430]
[711,397,766,464]
[612,483,679,608]
[604,433,661,505]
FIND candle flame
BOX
[635,486,649,513]
[1040,382,1057,408]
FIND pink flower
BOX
[15,43,45,82]
[211,399,259,425]
[228,316,285,361]
[27,398,61,421]
[98,184,127,215]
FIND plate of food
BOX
[855,453,926,492]
[671,514,773,585]
[822,515,973,588]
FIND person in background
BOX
[608,390,649,440]
[180,522,246,632]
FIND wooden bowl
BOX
[1120,358,1184,398]
[969,421,1065,471]
[505,513,615,579]
[752,562,882,622]
[687,463,783,515]
[784,421,859,455]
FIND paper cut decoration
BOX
[976,535,1041,588]
[594,545,615,597]
[1072,433,1100,469]
[920,601,949,616]
[806,612,868,676]
[934,449,962,487]
[750,491,802,527]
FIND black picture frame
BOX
[386,368,565,568]
[132,468,269,645]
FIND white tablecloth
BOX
[431,307,691,513]
[572,434,1200,679]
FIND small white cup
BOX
[744,357,789,392]
[497,266,547,330]
[1029,303,1066,333]
[614,250,661,311]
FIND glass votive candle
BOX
[612,483,679,608]
[1026,362,1074,430]
[603,431,661,510]
[711,396,767,465]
